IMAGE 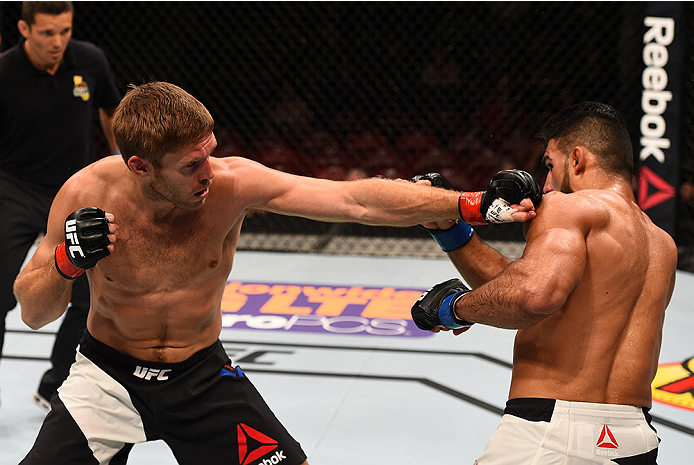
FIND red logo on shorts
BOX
[237,423,279,465]
[596,425,619,449]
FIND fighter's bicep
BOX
[524,225,587,277]
[243,162,356,220]
[18,190,72,277]
[515,196,589,310]
[511,226,586,315]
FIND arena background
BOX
[1,1,692,267]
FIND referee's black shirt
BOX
[0,38,121,189]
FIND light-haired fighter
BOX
[413,102,677,464]
[14,81,538,464]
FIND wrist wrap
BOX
[458,191,486,224]
[55,242,85,279]
[428,221,474,252]
[438,292,473,329]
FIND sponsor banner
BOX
[221,281,432,337]
[637,2,684,238]
[652,356,694,411]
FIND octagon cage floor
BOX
[1,249,693,464]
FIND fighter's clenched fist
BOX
[412,170,542,251]
[411,278,473,331]
[479,169,543,223]
[459,169,543,225]
[54,207,114,279]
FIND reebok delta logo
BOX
[237,423,285,465]
[596,425,618,457]
[133,366,171,381]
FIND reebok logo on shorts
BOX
[596,425,618,457]
[237,423,285,465]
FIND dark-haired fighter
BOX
[413,102,677,464]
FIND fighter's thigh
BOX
[475,415,556,465]
[164,371,307,465]
[19,396,109,465]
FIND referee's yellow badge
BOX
[72,75,90,102]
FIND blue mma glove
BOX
[411,278,473,331]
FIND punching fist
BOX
[481,169,542,223]
[411,172,453,190]
[54,207,111,279]
[459,169,542,224]
[411,278,473,331]
[411,173,474,251]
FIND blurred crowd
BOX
[203,77,547,192]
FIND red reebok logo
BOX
[637,165,675,211]
[596,425,619,449]
[237,423,278,465]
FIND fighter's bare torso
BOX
[28,136,463,364]
[76,157,243,362]
[509,189,677,407]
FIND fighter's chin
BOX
[188,196,208,210]
[174,194,208,211]
[174,201,205,212]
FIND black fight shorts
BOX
[20,330,307,465]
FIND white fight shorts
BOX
[475,398,659,465]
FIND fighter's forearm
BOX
[452,263,559,329]
[446,234,511,288]
[347,178,461,226]
[14,256,73,330]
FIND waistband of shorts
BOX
[80,329,224,379]
[505,398,652,425]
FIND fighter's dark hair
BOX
[537,101,634,177]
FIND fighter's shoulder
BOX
[211,155,289,183]
[531,191,608,235]
[60,156,124,197]
[536,191,600,217]
[641,207,678,260]
[210,155,256,171]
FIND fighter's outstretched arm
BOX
[234,159,537,229]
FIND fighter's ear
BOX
[127,156,152,177]
[571,146,588,175]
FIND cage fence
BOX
[2,2,691,264]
